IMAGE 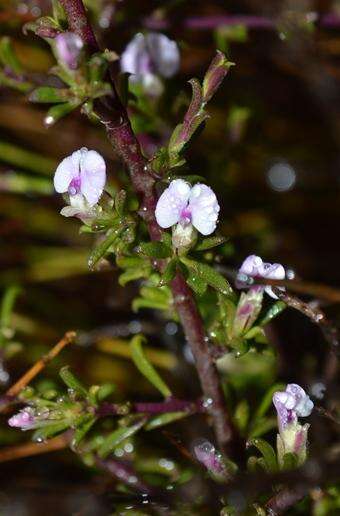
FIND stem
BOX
[96,397,203,417]
[265,487,307,515]
[6,331,76,398]
[0,431,71,463]
[59,0,236,456]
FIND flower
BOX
[8,407,36,430]
[155,179,220,238]
[55,32,83,70]
[232,289,263,337]
[273,384,313,466]
[236,254,286,299]
[54,147,106,220]
[120,32,180,95]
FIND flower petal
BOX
[80,149,106,206]
[120,33,151,75]
[189,183,220,235]
[239,255,263,276]
[53,150,81,193]
[286,384,314,417]
[155,179,191,228]
[146,33,180,78]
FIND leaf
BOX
[248,417,277,439]
[59,366,88,398]
[72,416,96,449]
[32,421,70,441]
[44,102,79,126]
[0,37,23,73]
[186,273,207,296]
[234,399,249,433]
[138,241,172,259]
[114,190,127,216]
[253,383,286,420]
[119,268,148,286]
[132,297,170,312]
[98,418,146,458]
[247,438,278,472]
[184,79,203,121]
[181,258,232,294]
[145,412,188,430]
[160,259,177,285]
[130,335,171,397]
[29,86,71,103]
[88,229,121,270]
[0,285,21,329]
[259,301,286,327]
[195,235,227,251]
[282,452,299,470]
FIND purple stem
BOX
[96,398,203,417]
[95,456,155,495]
[144,12,340,31]
[59,0,237,457]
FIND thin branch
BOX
[265,486,308,515]
[59,0,237,457]
[6,331,76,398]
[272,288,339,352]
[144,12,340,32]
[0,431,71,463]
[96,397,203,417]
[95,457,155,495]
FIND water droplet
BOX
[203,397,213,409]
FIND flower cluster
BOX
[236,254,286,299]
[54,147,106,221]
[120,32,180,96]
[273,384,313,466]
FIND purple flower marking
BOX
[273,383,313,432]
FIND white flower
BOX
[155,179,220,236]
[54,148,106,219]
[120,32,180,95]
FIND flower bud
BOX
[55,32,83,70]
[172,222,197,253]
[202,51,234,103]
[232,288,263,337]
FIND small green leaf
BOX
[282,452,299,470]
[130,335,171,397]
[44,102,79,126]
[32,421,69,441]
[139,241,172,259]
[98,418,146,458]
[259,301,286,327]
[145,412,188,430]
[248,438,278,472]
[234,399,249,433]
[119,268,147,286]
[132,297,170,312]
[248,417,277,439]
[253,383,286,420]
[88,229,121,270]
[29,86,71,103]
[59,366,88,398]
[114,190,127,216]
[181,258,232,294]
[160,259,177,285]
[187,273,207,296]
[0,37,23,73]
[0,285,21,330]
[72,416,97,449]
[195,235,227,251]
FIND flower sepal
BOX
[277,422,309,467]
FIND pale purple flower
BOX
[8,407,36,430]
[236,254,286,299]
[54,148,106,219]
[155,179,220,237]
[55,32,83,70]
[273,383,313,466]
[120,32,180,95]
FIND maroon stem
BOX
[96,398,203,417]
[144,13,340,31]
[59,0,236,457]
